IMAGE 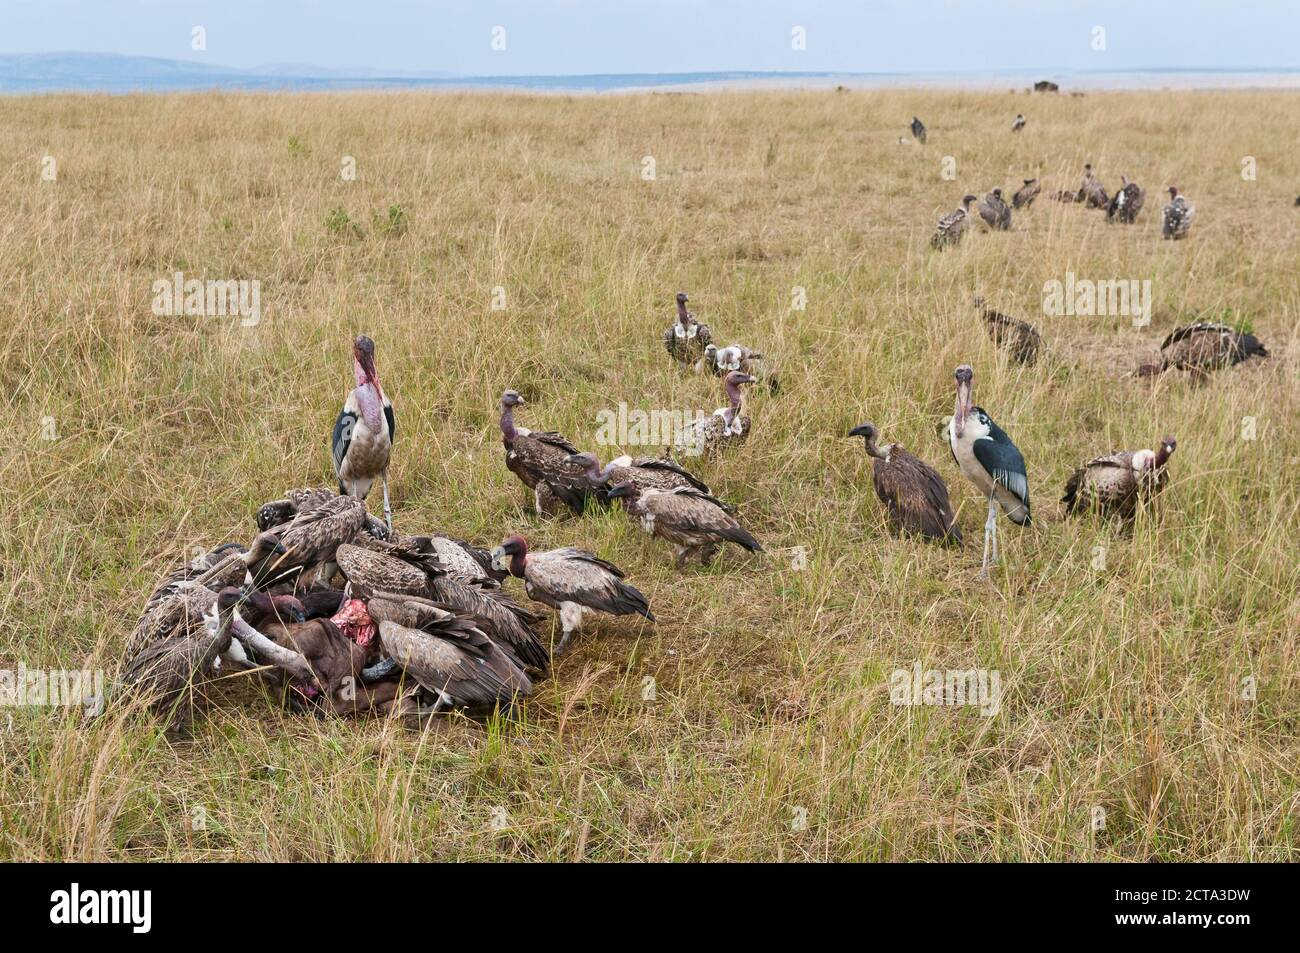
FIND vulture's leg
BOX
[555,602,583,654]
[361,657,398,683]
[674,547,689,570]
[381,469,393,532]
[698,544,719,566]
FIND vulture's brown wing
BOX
[873,451,962,542]
[426,574,549,671]
[650,490,761,551]
[336,544,428,596]
[528,550,654,620]
[377,620,531,708]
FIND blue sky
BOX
[6,0,1298,74]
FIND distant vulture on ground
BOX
[1078,164,1110,208]
[698,343,781,393]
[947,365,1031,579]
[663,291,711,365]
[911,116,927,144]
[1033,81,1059,93]
[606,482,762,568]
[1011,113,1026,133]
[1137,323,1268,377]
[1107,175,1145,224]
[491,536,654,654]
[1012,178,1041,209]
[931,195,978,249]
[975,298,1042,365]
[498,389,600,516]
[674,370,757,454]
[1052,188,1081,203]
[332,335,395,531]
[1162,186,1195,239]
[848,423,961,543]
[1062,438,1177,521]
[979,188,1012,230]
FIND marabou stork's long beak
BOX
[953,378,972,439]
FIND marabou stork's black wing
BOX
[332,408,357,482]
[384,403,396,445]
[973,432,1031,513]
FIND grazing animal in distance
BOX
[1107,175,1145,224]
[1062,438,1177,521]
[932,195,978,249]
[975,298,1042,365]
[1137,323,1268,378]
[1162,186,1195,239]
[332,335,395,531]
[848,423,961,543]
[498,389,599,516]
[978,188,1012,230]
[663,291,711,365]
[947,365,1031,579]
[911,116,927,144]
[606,482,762,568]
[674,370,757,454]
[1012,178,1040,209]
[1078,164,1110,208]
[1011,113,1026,133]
[491,536,654,654]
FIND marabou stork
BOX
[332,335,395,531]
[947,365,1031,578]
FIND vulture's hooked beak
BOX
[848,424,872,439]
[489,547,508,572]
[606,483,634,500]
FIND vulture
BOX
[606,483,762,568]
[498,389,600,516]
[674,370,757,455]
[849,423,961,543]
[367,593,532,712]
[1078,164,1110,208]
[978,188,1012,230]
[250,495,369,589]
[931,196,977,249]
[1162,186,1195,239]
[947,365,1032,578]
[1062,437,1177,520]
[1138,323,1268,377]
[334,540,549,672]
[491,536,654,654]
[332,335,396,531]
[1011,113,1026,133]
[698,343,781,394]
[911,116,927,144]
[1052,188,1081,203]
[565,450,717,499]
[118,586,241,728]
[663,291,712,365]
[1012,178,1040,209]
[1107,175,1145,224]
[975,298,1042,365]
[258,486,389,540]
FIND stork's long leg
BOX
[989,498,1000,566]
[978,495,997,579]
[381,469,393,533]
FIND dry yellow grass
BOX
[1,88,1297,861]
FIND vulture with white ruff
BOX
[1062,437,1177,520]
[674,370,757,454]
[1107,175,1145,224]
[1162,186,1195,239]
[663,291,712,365]
[932,196,978,249]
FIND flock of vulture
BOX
[117,111,1276,731]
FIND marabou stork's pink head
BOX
[353,335,379,388]
[952,365,974,439]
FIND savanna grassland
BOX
[1,88,1297,861]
